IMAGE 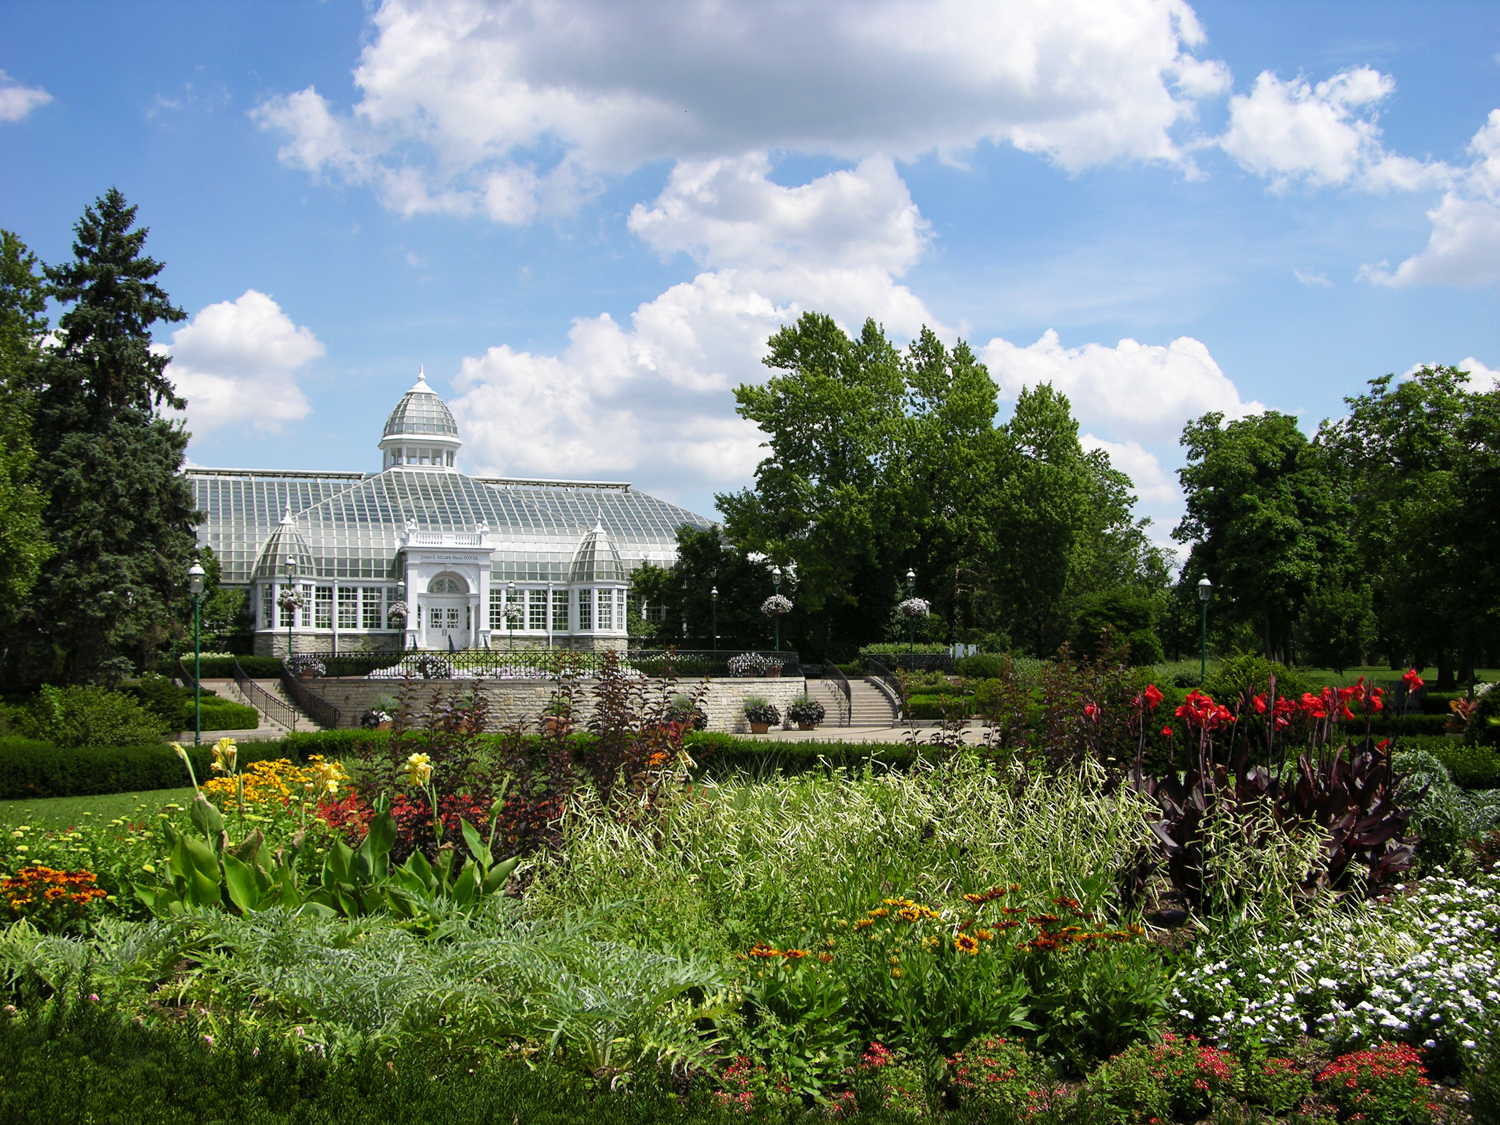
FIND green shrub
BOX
[1079,1033,1242,1121]
[954,653,1008,679]
[1202,653,1312,707]
[124,673,192,725]
[858,643,951,657]
[11,685,167,748]
[906,693,971,720]
[0,737,295,799]
[1428,741,1500,789]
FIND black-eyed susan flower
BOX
[953,933,980,955]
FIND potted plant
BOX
[542,695,572,736]
[787,695,825,731]
[744,695,780,734]
[728,653,758,678]
[665,693,708,731]
[360,693,401,730]
[288,654,326,680]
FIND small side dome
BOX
[253,510,316,581]
[383,368,459,438]
[569,519,624,583]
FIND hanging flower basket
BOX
[760,594,793,617]
[897,597,931,618]
[385,600,409,621]
[277,589,307,612]
[502,605,524,626]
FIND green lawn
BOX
[0,787,195,830]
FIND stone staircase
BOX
[805,676,900,727]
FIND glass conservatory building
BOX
[188,371,713,655]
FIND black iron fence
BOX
[876,653,956,673]
[281,648,801,682]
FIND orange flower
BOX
[953,933,980,955]
[783,948,807,959]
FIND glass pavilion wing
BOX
[188,470,368,587]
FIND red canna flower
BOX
[1144,684,1164,710]
[1083,702,1101,722]
[1402,668,1425,693]
[1161,725,1174,738]
[1252,694,1267,714]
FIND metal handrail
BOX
[232,655,299,731]
[279,664,342,730]
[822,659,852,727]
[865,657,907,723]
[176,657,199,693]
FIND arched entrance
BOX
[423,572,472,649]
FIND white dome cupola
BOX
[379,367,462,471]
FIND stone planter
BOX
[543,715,571,736]
[797,721,816,731]
[749,721,771,735]
[298,669,318,681]
[375,720,393,731]
[764,666,782,678]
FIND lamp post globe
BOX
[1197,577,1213,683]
[772,566,783,654]
[187,563,206,746]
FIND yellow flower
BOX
[891,967,904,979]
[404,753,433,786]
[855,918,874,929]
[210,737,238,774]
[953,933,980,955]
[975,928,994,941]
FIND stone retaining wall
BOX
[298,674,810,734]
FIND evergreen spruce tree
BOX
[13,189,198,685]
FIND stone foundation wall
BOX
[299,674,808,733]
[254,633,403,658]
[255,633,625,657]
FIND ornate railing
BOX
[176,657,199,693]
[875,653,955,674]
[284,648,802,681]
[279,665,342,730]
[822,659,852,727]
[232,655,300,731]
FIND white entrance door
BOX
[423,573,472,649]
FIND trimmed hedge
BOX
[0,737,301,801]
[905,693,973,720]
[179,699,260,732]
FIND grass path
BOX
[0,788,195,830]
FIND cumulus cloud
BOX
[0,71,51,122]
[253,0,1230,221]
[157,291,324,434]
[1364,110,1500,287]
[1294,269,1332,287]
[981,330,1263,526]
[450,160,940,483]
[1217,67,1449,192]
[982,329,1263,442]
[1459,356,1499,392]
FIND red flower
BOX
[1402,668,1425,693]
[1083,702,1101,722]
[1161,725,1174,738]
[1143,684,1164,710]
[1252,694,1267,714]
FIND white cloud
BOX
[451,160,941,484]
[628,154,928,274]
[253,0,1231,221]
[1294,269,1332,287]
[1364,110,1500,287]
[1217,67,1449,192]
[0,71,51,123]
[1080,434,1180,506]
[1459,356,1499,392]
[982,329,1263,442]
[157,291,324,434]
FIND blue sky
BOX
[2,0,1497,552]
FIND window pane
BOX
[338,586,359,629]
[578,588,592,631]
[446,608,459,629]
[528,589,546,630]
[552,589,568,631]
[597,588,613,630]
[261,584,273,630]
[315,586,333,629]
[362,587,383,630]
[279,585,295,628]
